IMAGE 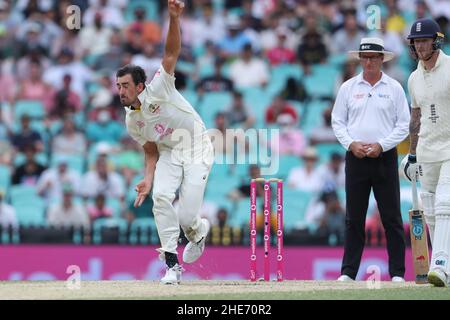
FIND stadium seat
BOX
[282,188,314,230]
[13,151,48,167]
[0,164,11,195]
[128,217,158,245]
[304,64,340,99]
[14,100,45,120]
[10,185,39,206]
[276,155,300,179]
[14,198,46,227]
[51,154,85,174]
[179,89,199,109]
[92,217,128,244]
[198,91,233,127]
[267,63,303,96]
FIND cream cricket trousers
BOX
[152,136,214,258]
[420,160,450,274]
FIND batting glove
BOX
[403,154,421,182]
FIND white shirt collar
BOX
[356,71,388,86]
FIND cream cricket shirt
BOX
[125,66,207,152]
[408,50,450,163]
[332,72,410,151]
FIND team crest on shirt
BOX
[136,120,145,129]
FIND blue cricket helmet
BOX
[407,18,444,40]
[407,18,445,59]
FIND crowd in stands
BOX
[1,0,449,245]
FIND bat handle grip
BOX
[411,175,419,210]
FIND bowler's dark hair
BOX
[116,64,147,86]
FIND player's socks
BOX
[165,252,179,268]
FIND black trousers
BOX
[341,148,405,279]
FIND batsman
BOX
[403,18,450,287]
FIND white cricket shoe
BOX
[337,275,354,281]
[427,269,448,287]
[391,276,405,282]
[183,219,210,264]
[160,264,184,285]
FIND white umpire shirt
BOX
[332,72,410,152]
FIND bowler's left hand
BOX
[365,143,383,158]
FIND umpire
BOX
[332,38,410,281]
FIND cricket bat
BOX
[409,176,429,284]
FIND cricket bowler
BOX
[116,0,213,284]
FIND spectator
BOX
[43,48,94,97]
[196,59,234,95]
[270,113,306,157]
[0,108,13,165]
[287,146,323,192]
[297,30,328,73]
[52,118,87,157]
[126,6,162,47]
[227,164,262,200]
[51,28,82,61]
[36,158,82,204]
[87,193,113,222]
[83,0,125,29]
[86,91,125,144]
[370,18,404,57]
[94,32,125,72]
[385,0,407,34]
[0,189,18,230]
[315,189,346,245]
[81,155,125,202]
[266,27,296,66]
[16,48,52,81]
[334,59,359,96]
[331,11,365,54]
[0,60,16,104]
[209,208,242,246]
[11,145,46,186]
[190,2,225,48]
[224,90,255,129]
[124,24,144,55]
[310,107,339,145]
[11,115,44,153]
[280,77,309,103]
[16,60,54,112]
[131,43,161,80]
[259,12,298,52]
[265,95,298,125]
[50,74,83,118]
[47,184,90,235]
[316,152,346,191]
[229,43,269,89]
[79,12,113,58]
[15,22,48,57]
[218,14,251,59]
[209,112,248,157]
